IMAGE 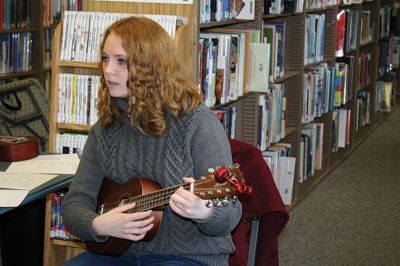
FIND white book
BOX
[66,75,73,124]
[77,75,83,124]
[236,32,246,98]
[57,74,64,123]
[60,11,69,60]
[248,42,270,93]
[66,12,77,61]
[262,150,280,188]
[338,108,347,148]
[80,13,89,62]
[72,12,82,61]
[89,12,99,63]
[234,0,255,20]
[278,156,295,205]
[299,138,304,183]
[82,76,88,126]
[71,74,77,124]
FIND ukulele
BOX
[85,164,251,256]
[0,135,39,162]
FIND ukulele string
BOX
[100,182,193,213]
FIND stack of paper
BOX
[0,154,79,207]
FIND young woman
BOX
[62,16,242,266]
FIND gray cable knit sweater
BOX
[62,103,242,266]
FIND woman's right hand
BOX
[91,202,154,241]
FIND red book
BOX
[336,10,346,57]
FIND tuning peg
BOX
[214,199,223,207]
[232,196,238,204]
[222,197,229,206]
[205,199,213,208]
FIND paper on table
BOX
[0,189,29,207]
[0,173,58,190]
[5,154,80,175]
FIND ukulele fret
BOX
[132,184,190,212]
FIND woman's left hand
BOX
[169,177,213,220]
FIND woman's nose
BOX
[103,61,115,75]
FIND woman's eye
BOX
[101,55,109,62]
[118,58,127,65]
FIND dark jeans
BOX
[63,252,208,266]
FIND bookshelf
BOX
[0,2,40,83]
[40,1,83,93]
[42,0,400,264]
[0,1,82,92]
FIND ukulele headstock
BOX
[192,164,251,201]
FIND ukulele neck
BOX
[99,183,191,214]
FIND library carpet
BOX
[278,106,400,265]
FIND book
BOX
[278,156,295,205]
[338,108,347,148]
[248,42,270,93]
[336,10,346,57]
[234,0,255,20]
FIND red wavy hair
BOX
[97,16,201,136]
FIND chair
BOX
[228,139,289,266]
[0,78,49,151]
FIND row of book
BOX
[332,108,351,153]
[305,0,336,10]
[60,11,187,62]
[199,0,255,24]
[50,192,81,241]
[43,0,83,26]
[199,31,248,107]
[376,80,394,113]
[299,122,324,183]
[263,22,285,82]
[303,63,335,124]
[257,84,286,151]
[335,57,354,106]
[358,52,371,90]
[199,27,278,106]
[356,89,370,131]
[359,10,373,45]
[56,133,88,155]
[43,28,55,69]
[304,13,325,66]
[57,74,100,125]
[212,106,237,139]
[302,59,355,124]
[0,32,32,74]
[264,0,304,15]
[262,143,295,205]
[199,21,289,107]
[378,36,400,77]
[0,0,30,31]
[379,5,393,39]
[336,9,359,58]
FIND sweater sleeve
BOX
[190,107,242,236]
[61,124,107,241]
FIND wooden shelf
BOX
[52,239,86,249]
[57,123,92,132]
[58,61,100,69]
